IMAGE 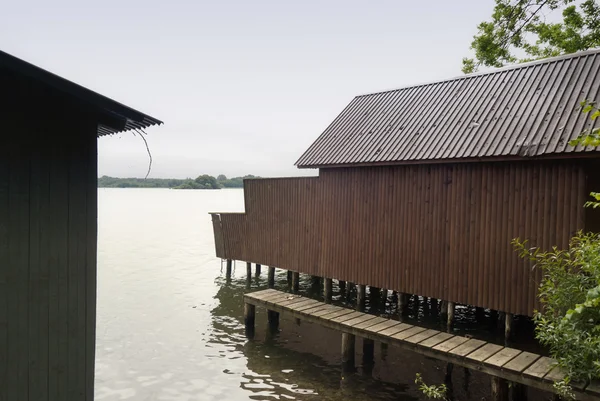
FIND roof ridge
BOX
[355,48,600,99]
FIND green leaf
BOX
[583,105,594,113]
[592,110,600,120]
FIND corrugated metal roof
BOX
[296,49,600,168]
[0,50,162,136]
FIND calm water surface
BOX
[95,188,551,401]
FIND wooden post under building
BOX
[255,263,261,275]
[324,278,333,303]
[292,271,300,293]
[268,266,275,288]
[226,259,232,278]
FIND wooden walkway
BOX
[244,289,600,400]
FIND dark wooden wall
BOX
[0,93,98,400]
[213,160,598,316]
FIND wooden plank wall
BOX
[215,160,590,316]
[0,116,97,401]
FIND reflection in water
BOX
[96,188,551,400]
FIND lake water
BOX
[95,188,550,401]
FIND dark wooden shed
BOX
[211,49,600,317]
[0,50,161,401]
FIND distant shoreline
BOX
[98,174,258,189]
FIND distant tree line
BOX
[98,174,258,189]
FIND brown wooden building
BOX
[211,50,600,317]
[0,50,161,401]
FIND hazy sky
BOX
[2,0,494,178]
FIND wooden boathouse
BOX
[0,50,162,401]
[211,49,600,318]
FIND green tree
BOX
[513,233,600,398]
[463,0,600,73]
[194,174,220,189]
[217,174,227,181]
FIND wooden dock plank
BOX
[300,304,332,315]
[330,311,363,323]
[418,332,454,348]
[391,326,427,341]
[279,296,312,307]
[406,329,441,344]
[449,338,486,357]
[503,352,540,374]
[543,365,566,382]
[245,289,278,301]
[466,343,504,362]
[287,299,322,311]
[364,320,401,334]
[433,336,470,353]
[241,289,599,399]
[353,316,387,330]
[342,314,380,328]
[379,323,412,337]
[585,381,600,397]
[484,348,521,368]
[523,357,556,380]
[311,306,342,317]
[320,309,355,320]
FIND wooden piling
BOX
[447,301,455,328]
[267,309,279,325]
[268,266,275,288]
[369,286,381,303]
[363,338,375,366]
[246,262,252,280]
[341,332,355,366]
[292,271,300,293]
[398,292,409,317]
[357,284,366,312]
[324,278,333,303]
[491,376,509,401]
[255,263,261,275]
[339,280,346,293]
[226,259,232,277]
[505,313,513,340]
[244,302,255,337]
[475,307,486,322]
[287,270,293,286]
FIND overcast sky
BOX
[2,0,494,178]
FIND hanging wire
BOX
[133,128,153,179]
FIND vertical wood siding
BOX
[213,160,590,316]
[0,118,97,401]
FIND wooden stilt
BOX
[267,266,275,288]
[341,332,355,366]
[244,303,255,338]
[292,271,300,293]
[324,278,333,303]
[357,284,366,311]
[398,292,409,317]
[511,383,527,401]
[246,262,252,280]
[226,259,232,277]
[431,298,439,316]
[369,287,381,304]
[362,338,374,366]
[475,307,486,322]
[255,263,261,275]
[447,301,455,328]
[505,313,513,340]
[287,270,293,286]
[267,309,279,325]
[381,289,388,305]
[491,376,509,401]
[440,300,448,319]
[338,280,346,293]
